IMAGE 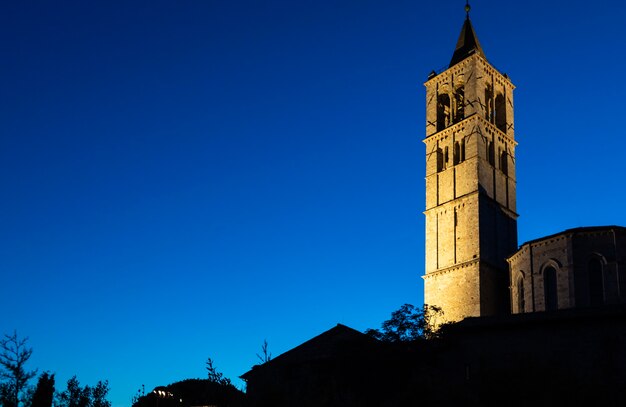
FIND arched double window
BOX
[436,147,449,173]
[453,138,466,165]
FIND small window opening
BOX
[461,138,466,162]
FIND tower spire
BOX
[449,2,485,67]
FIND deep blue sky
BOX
[2,1,626,406]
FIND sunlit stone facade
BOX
[422,17,518,322]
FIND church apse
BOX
[508,227,626,314]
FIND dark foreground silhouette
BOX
[132,305,626,407]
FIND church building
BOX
[422,4,517,322]
[423,4,626,322]
[240,6,626,405]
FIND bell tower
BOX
[423,5,518,322]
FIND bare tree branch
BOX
[0,331,37,407]
[256,339,272,364]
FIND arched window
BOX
[484,86,494,122]
[517,277,525,313]
[460,138,466,162]
[500,149,508,175]
[588,258,604,306]
[437,94,451,132]
[544,266,558,311]
[454,86,465,124]
[495,93,507,133]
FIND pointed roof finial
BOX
[449,3,486,67]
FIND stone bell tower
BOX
[423,6,518,322]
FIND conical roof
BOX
[449,17,486,67]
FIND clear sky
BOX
[2,1,626,406]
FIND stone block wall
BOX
[424,261,481,321]
[508,227,626,314]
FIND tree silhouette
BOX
[90,381,110,407]
[365,304,443,342]
[1,382,16,407]
[55,377,108,407]
[56,376,90,407]
[30,372,55,407]
[0,331,37,407]
[205,358,231,386]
